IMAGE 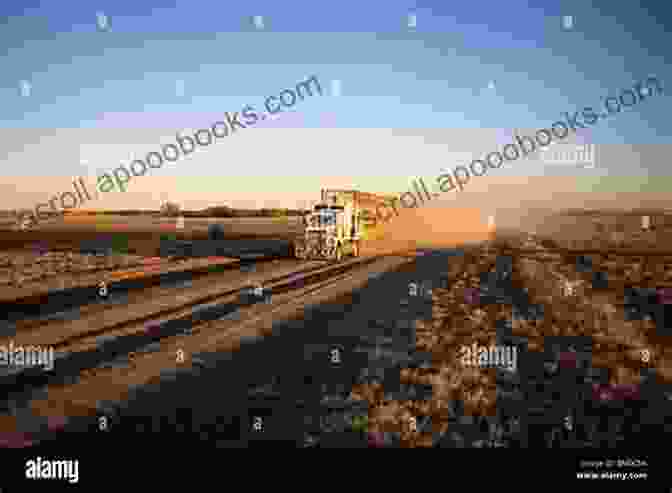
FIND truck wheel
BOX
[335,245,343,262]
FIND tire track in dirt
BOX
[0,256,385,423]
[0,254,422,448]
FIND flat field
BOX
[0,215,304,256]
[0,215,301,300]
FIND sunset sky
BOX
[1,0,670,213]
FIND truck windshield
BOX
[308,213,336,228]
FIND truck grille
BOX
[307,232,327,245]
[303,232,333,258]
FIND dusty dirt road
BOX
[0,253,417,442]
[0,252,240,303]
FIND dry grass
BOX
[348,208,672,446]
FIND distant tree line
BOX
[190,206,306,218]
[62,209,160,216]
[562,208,672,217]
[53,204,307,218]
[122,203,307,218]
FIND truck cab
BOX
[295,203,358,261]
[293,189,392,261]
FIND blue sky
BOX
[1,0,670,210]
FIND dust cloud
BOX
[360,207,492,256]
[360,175,672,255]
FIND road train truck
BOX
[293,189,395,261]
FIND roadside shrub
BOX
[540,238,560,249]
[204,206,234,218]
[160,201,181,217]
[258,208,289,217]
